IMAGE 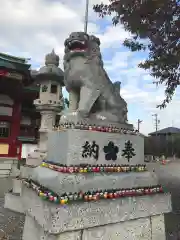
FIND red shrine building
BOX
[0,53,41,159]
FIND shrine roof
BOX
[23,85,39,92]
[0,52,31,71]
[149,127,180,135]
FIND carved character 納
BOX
[82,141,99,160]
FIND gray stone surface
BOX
[82,217,152,240]
[31,167,158,195]
[21,185,171,234]
[12,178,22,194]
[0,177,13,197]
[22,213,167,240]
[23,215,56,240]
[19,166,34,179]
[4,193,24,214]
[0,198,24,240]
[23,215,81,240]
[33,49,64,83]
[151,214,166,240]
[26,149,45,166]
[47,130,144,165]
[62,32,131,127]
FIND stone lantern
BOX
[27,49,64,165]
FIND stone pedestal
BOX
[47,130,144,165]
[22,213,166,240]
[21,184,171,240]
[20,128,172,239]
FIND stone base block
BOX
[21,185,171,234]
[23,215,81,240]
[47,129,144,165]
[4,192,24,213]
[84,217,151,239]
[23,214,166,240]
[12,178,22,195]
[31,166,158,195]
[83,214,166,240]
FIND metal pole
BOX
[84,0,89,33]
[152,113,159,157]
[137,119,142,132]
[152,113,159,134]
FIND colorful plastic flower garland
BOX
[53,123,138,135]
[41,161,147,173]
[23,179,165,205]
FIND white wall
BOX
[22,144,38,159]
[0,94,13,116]
[0,94,13,105]
[0,106,12,116]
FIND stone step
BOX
[0,157,18,164]
[0,169,11,175]
[4,192,24,214]
[0,163,12,170]
[0,174,10,178]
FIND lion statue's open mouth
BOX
[68,40,87,52]
[64,32,89,54]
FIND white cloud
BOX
[97,25,131,48]
[0,0,97,65]
[0,0,179,135]
[105,51,132,70]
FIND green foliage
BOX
[63,97,69,109]
[93,0,180,108]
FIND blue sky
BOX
[0,0,180,134]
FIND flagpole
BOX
[84,0,89,33]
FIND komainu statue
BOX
[62,31,131,128]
